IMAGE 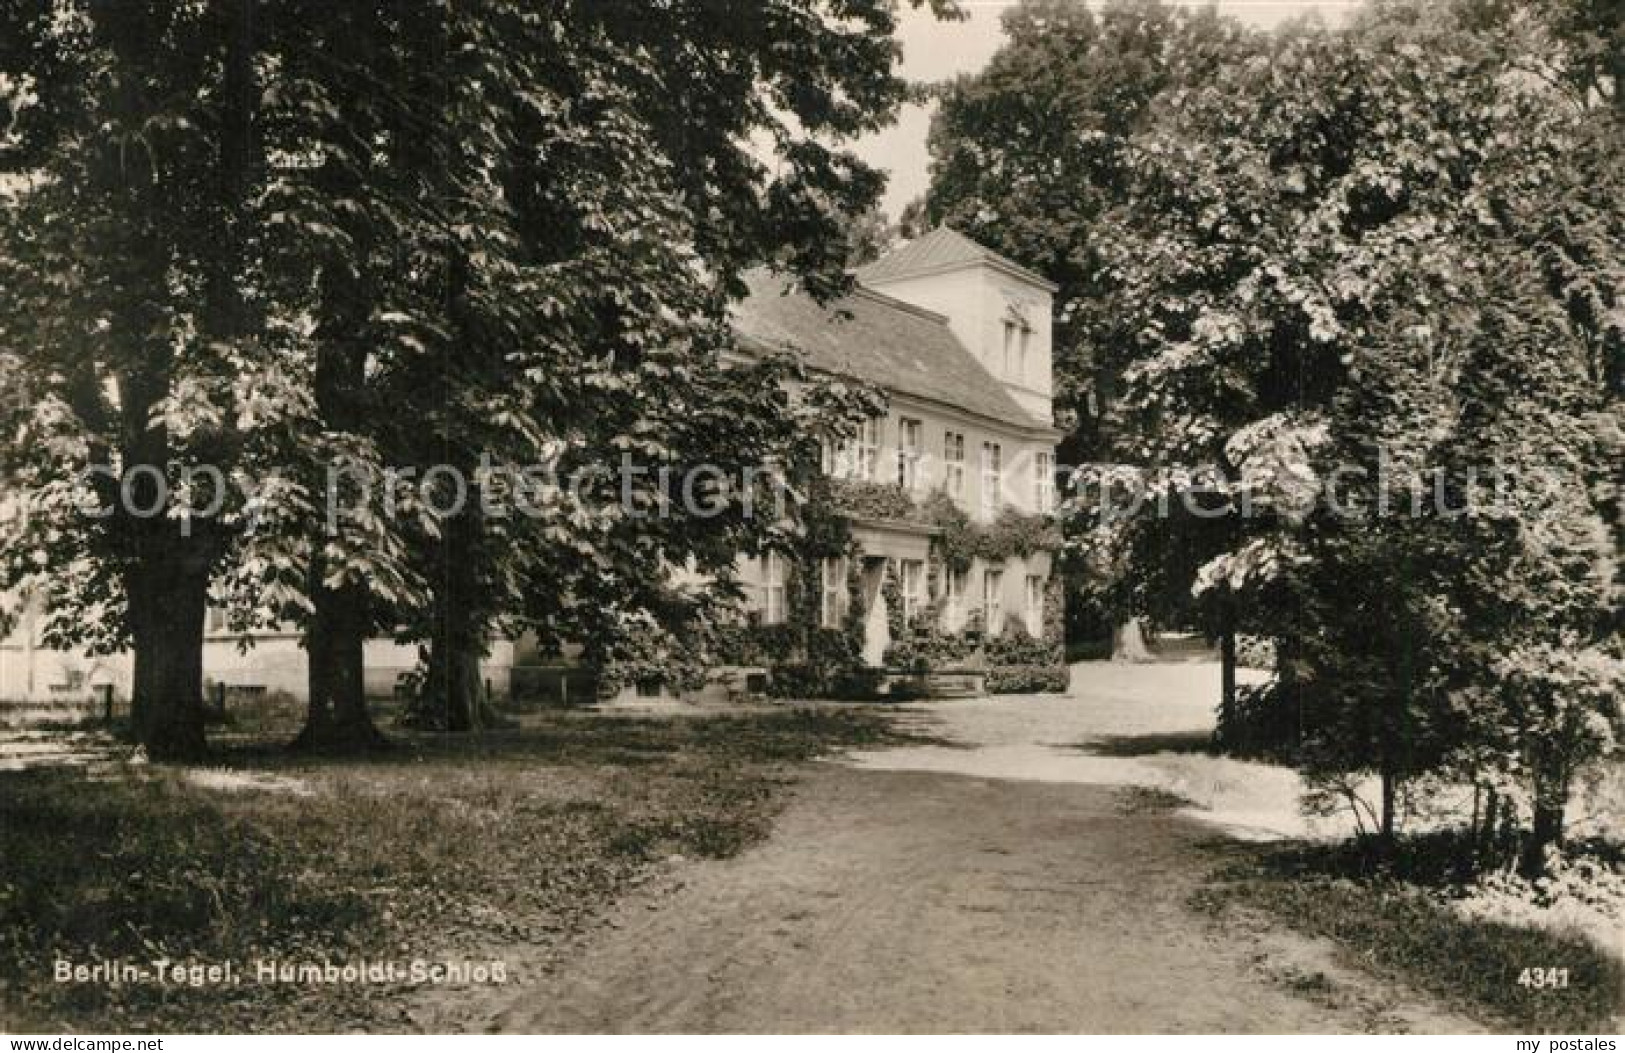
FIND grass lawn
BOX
[1194,843,1624,1033]
[0,704,921,1033]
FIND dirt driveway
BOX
[419,663,1485,1033]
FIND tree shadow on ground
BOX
[200,703,949,773]
[1074,730,1216,756]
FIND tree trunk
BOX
[416,240,503,734]
[129,639,149,740]
[120,0,255,763]
[1218,597,1237,713]
[1478,788,1500,870]
[421,497,493,733]
[1522,798,1566,878]
[296,143,382,751]
[1379,762,1398,846]
[294,578,387,751]
[1111,617,1153,662]
[126,559,210,762]
[425,540,488,733]
[428,631,486,733]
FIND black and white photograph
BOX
[0,0,1620,1040]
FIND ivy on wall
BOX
[824,477,917,522]
[881,560,905,642]
[695,489,882,700]
[977,507,1064,562]
[799,477,860,557]
[762,554,882,700]
[914,490,1062,572]
[599,475,1068,700]
[881,545,1069,695]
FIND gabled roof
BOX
[856,226,1058,292]
[731,269,1053,433]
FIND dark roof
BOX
[731,269,1052,432]
[856,226,1058,292]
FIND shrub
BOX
[710,622,800,666]
[985,622,1063,667]
[984,623,1069,694]
[883,628,978,672]
[768,663,883,700]
[767,663,823,699]
[595,622,709,699]
[986,663,1071,693]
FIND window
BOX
[856,417,879,480]
[899,559,925,623]
[1034,451,1054,512]
[983,569,1004,636]
[981,441,1003,515]
[897,417,923,491]
[944,568,968,629]
[830,417,880,481]
[1026,575,1044,634]
[820,557,847,629]
[1003,306,1033,379]
[761,553,788,626]
[943,431,966,499]
[207,607,227,633]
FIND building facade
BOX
[1,229,1063,711]
[699,227,1066,700]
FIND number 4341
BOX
[1517,967,1570,989]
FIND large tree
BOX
[920,0,1622,858]
[1,0,959,753]
[922,0,1260,667]
[0,0,303,760]
[925,0,1254,455]
[1102,0,1622,848]
[367,0,963,730]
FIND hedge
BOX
[986,663,1072,694]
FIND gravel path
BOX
[412,662,1485,1033]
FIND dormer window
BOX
[1002,303,1032,381]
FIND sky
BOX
[857,0,1364,217]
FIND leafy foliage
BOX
[924,0,1623,863]
[0,0,959,748]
